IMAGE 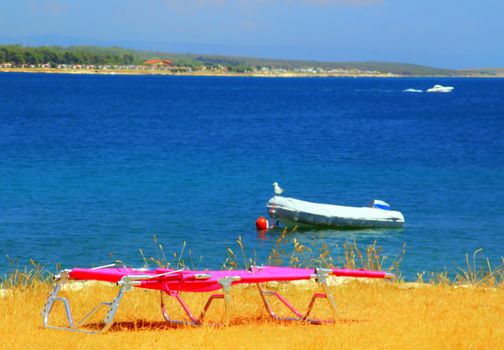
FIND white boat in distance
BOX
[426,84,454,93]
[267,196,405,229]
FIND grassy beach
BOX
[2,239,503,349]
[2,276,503,349]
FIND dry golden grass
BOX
[1,278,503,350]
[2,238,502,349]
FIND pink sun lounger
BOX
[42,264,394,333]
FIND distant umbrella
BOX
[273,182,284,196]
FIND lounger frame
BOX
[42,266,338,333]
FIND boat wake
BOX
[403,88,423,93]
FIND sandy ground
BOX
[1,278,503,349]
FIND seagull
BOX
[273,182,284,196]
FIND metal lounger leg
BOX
[257,283,304,321]
[42,270,132,334]
[303,268,337,324]
[160,276,239,327]
[257,269,338,324]
[302,293,329,324]
[161,291,201,326]
[218,277,238,327]
[198,293,224,323]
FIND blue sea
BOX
[1,73,503,280]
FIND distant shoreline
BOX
[1,67,501,78]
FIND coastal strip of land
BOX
[2,279,503,349]
[1,45,502,78]
[0,67,402,78]
[2,67,502,78]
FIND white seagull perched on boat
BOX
[273,182,284,196]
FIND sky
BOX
[0,0,502,69]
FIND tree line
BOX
[0,45,139,65]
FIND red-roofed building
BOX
[143,59,173,66]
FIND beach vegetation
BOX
[1,233,504,348]
[0,250,503,348]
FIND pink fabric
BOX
[69,266,387,293]
[332,268,387,279]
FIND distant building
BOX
[143,59,173,66]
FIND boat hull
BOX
[426,85,454,93]
[267,196,404,229]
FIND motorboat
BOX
[267,196,405,229]
[426,84,454,93]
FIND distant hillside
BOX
[172,54,457,76]
[457,68,504,77]
[0,44,459,76]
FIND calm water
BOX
[1,73,503,279]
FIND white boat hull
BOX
[426,85,454,93]
[267,196,405,229]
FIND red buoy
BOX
[256,216,269,230]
